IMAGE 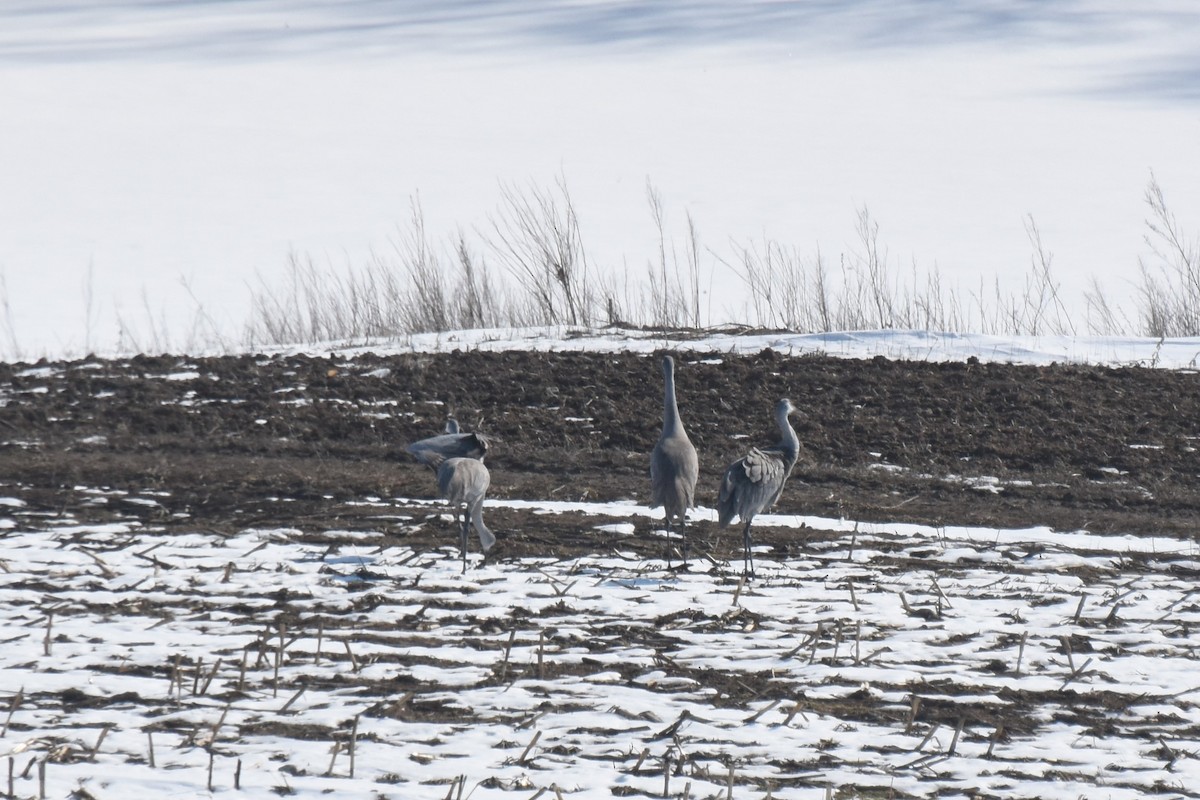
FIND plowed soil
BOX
[3,348,1198,552]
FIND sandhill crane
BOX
[433,455,496,573]
[649,354,699,565]
[406,417,490,468]
[717,398,799,576]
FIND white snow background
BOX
[2,328,1200,798]
[3,1,1200,359]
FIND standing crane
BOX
[432,454,496,573]
[649,354,699,566]
[716,398,799,576]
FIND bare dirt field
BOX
[5,347,1200,547]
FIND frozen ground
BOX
[3,2,1200,358]
[319,325,1200,370]
[3,497,1200,799]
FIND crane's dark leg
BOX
[680,518,690,567]
[664,518,673,569]
[460,514,468,574]
[742,521,755,577]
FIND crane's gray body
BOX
[650,355,699,527]
[717,398,799,575]
[436,456,496,571]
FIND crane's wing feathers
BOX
[737,447,786,486]
[718,447,789,527]
[407,432,489,467]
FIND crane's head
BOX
[777,398,796,416]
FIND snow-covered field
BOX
[326,325,1200,370]
[4,493,1200,799]
[4,2,1200,359]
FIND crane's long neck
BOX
[776,404,799,467]
[471,502,496,552]
[662,362,684,436]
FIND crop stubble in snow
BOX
[1,348,1199,798]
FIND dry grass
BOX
[5,175,1196,362]
[244,176,1198,350]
